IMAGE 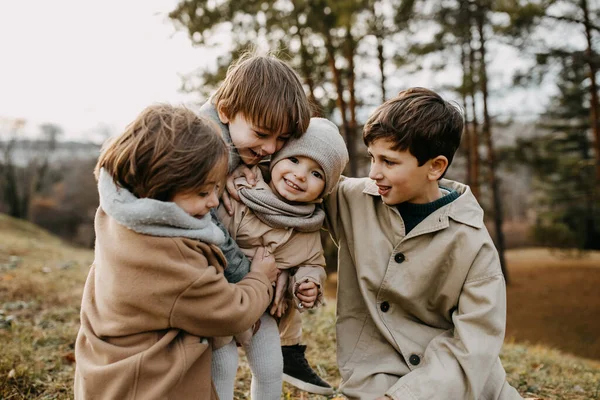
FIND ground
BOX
[1,213,599,399]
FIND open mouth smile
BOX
[284,178,303,192]
[377,185,391,196]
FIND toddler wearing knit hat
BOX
[270,117,349,198]
[212,117,348,399]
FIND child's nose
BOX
[261,138,278,155]
[368,164,382,180]
[207,191,219,208]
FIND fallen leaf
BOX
[63,352,76,364]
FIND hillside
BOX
[1,214,599,399]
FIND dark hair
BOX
[213,51,311,139]
[94,104,228,201]
[363,87,464,177]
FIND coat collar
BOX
[363,178,484,229]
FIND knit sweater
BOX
[396,186,459,234]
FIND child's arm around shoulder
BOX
[384,236,513,400]
[322,176,371,244]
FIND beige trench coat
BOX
[74,208,273,400]
[324,177,522,400]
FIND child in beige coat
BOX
[324,88,523,399]
[213,118,349,399]
[74,105,278,400]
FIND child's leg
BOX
[244,313,283,400]
[211,340,239,400]
[279,301,302,346]
[279,304,334,395]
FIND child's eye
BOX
[277,135,290,142]
[384,159,395,166]
[199,192,209,197]
[312,171,323,179]
[255,131,268,139]
[288,157,299,164]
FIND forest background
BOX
[1,0,599,397]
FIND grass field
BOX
[1,213,600,399]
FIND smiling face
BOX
[367,139,446,206]
[270,156,326,203]
[218,111,291,166]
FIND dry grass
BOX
[0,214,92,399]
[1,213,599,399]
[505,248,600,361]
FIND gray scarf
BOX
[235,176,325,233]
[98,168,225,245]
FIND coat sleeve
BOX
[322,176,347,245]
[288,265,327,310]
[385,245,508,400]
[169,248,273,338]
[271,230,327,310]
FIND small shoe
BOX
[282,344,334,396]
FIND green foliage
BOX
[514,53,600,250]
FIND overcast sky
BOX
[0,0,215,142]
[0,1,561,144]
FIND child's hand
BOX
[295,281,318,309]
[223,164,256,215]
[270,270,289,317]
[250,247,278,283]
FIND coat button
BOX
[394,252,405,263]
[409,354,421,366]
[380,301,390,312]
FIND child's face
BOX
[171,181,220,219]
[218,111,291,166]
[270,156,325,203]
[367,139,440,205]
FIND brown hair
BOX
[94,104,228,201]
[363,87,463,177]
[213,51,311,139]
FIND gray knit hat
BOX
[270,117,349,197]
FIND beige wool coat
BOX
[324,177,522,400]
[217,168,327,308]
[74,208,273,400]
[216,168,327,346]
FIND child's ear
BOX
[217,104,230,124]
[428,156,448,181]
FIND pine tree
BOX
[515,52,600,249]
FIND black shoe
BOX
[282,344,334,396]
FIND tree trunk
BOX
[345,28,359,176]
[371,0,386,103]
[461,41,472,185]
[581,0,600,183]
[467,20,481,198]
[323,28,351,164]
[377,36,386,103]
[291,3,319,114]
[476,2,509,282]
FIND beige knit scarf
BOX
[235,176,325,233]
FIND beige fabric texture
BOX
[74,208,273,400]
[324,177,523,400]
[216,167,327,346]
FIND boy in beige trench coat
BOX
[324,87,524,400]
